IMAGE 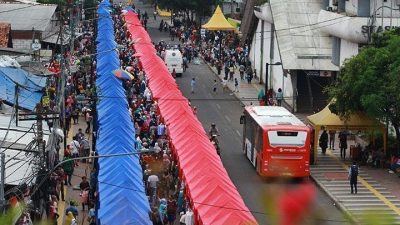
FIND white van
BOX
[163,49,183,77]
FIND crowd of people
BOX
[114,5,196,225]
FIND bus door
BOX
[243,114,259,167]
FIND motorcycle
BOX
[210,134,221,156]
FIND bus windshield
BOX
[267,131,307,147]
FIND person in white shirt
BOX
[70,137,80,159]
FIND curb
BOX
[310,167,359,224]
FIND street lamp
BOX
[265,62,282,92]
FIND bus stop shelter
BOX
[307,104,386,164]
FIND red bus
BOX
[242,106,311,177]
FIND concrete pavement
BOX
[57,116,92,225]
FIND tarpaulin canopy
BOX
[202,6,236,31]
[307,102,386,164]
[95,1,152,225]
[124,12,258,225]
[0,67,46,111]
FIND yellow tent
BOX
[307,103,386,164]
[202,6,236,31]
[157,6,171,17]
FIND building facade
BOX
[248,0,400,112]
[0,3,58,50]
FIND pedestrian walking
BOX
[79,176,90,211]
[167,195,178,225]
[239,64,245,80]
[190,78,196,93]
[233,78,239,93]
[348,161,359,194]
[319,128,328,155]
[339,130,348,160]
[229,64,235,81]
[63,153,74,186]
[276,88,283,106]
[329,130,336,150]
[222,78,228,93]
[85,110,92,133]
[224,64,229,80]
[246,66,253,84]
[213,80,217,94]
[80,137,90,162]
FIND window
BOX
[267,131,307,147]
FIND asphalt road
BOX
[132,1,351,224]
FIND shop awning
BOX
[202,6,236,31]
[307,103,384,130]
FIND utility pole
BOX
[35,103,45,167]
[15,84,19,127]
[59,4,67,150]
[0,153,5,213]
[70,2,75,54]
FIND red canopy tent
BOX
[124,12,258,225]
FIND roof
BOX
[307,104,384,130]
[0,3,57,32]
[202,6,236,31]
[269,0,339,71]
[247,106,306,127]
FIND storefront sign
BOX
[361,25,400,34]
[305,70,332,77]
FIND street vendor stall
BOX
[307,103,386,164]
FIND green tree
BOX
[327,29,400,146]
[157,0,220,22]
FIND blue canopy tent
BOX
[95,1,152,224]
[0,68,45,111]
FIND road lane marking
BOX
[235,129,241,137]
[224,115,231,122]
[216,103,221,109]
[327,151,400,216]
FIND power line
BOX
[97,179,349,223]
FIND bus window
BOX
[267,131,307,147]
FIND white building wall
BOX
[371,0,400,18]
[339,39,359,66]
[13,39,32,50]
[345,0,358,15]
[250,19,295,108]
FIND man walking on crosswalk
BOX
[348,161,359,194]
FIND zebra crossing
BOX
[311,151,400,224]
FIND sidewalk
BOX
[202,57,400,224]
[57,116,92,225]
[202,58,264,106]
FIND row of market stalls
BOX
[95,2,152,225]
[124,11,257,225]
